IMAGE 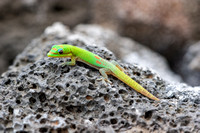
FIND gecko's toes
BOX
[97,78,106,86]
[97,78,103,81]
[97,78,112,86]
[102,80,108,86]
[58,62,66,67]
[105,79,112,84]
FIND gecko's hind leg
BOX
[97,68,112,85]
[110,60,131,75]
[111,60,125,72]
[111,60,130,75]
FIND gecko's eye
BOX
[58,49,63,54]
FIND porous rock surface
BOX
[0,23,200,133]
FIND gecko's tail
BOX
[113,70,160,101]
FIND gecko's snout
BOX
[47,52,52,57]
[47,51,58,57]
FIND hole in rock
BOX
[146,74,153,78]
[89,118,94,121]
[29,97,36,104]
[8,106,13,114]
[56,85,63,91]
[66,105,83,113]
[110,118,118,124]
[129,100,134,105]
[36,114,42,119]
[40,118,47,124]
[70,124,76,129]
[114,94,119,98]
[180,117,190,126]
[39,127,48,132]
[101,113,108,119]
[63,96,68,101]
[86,95,93,100]
[122,112,129,119]
[104,95,110,102]
[31,84,37,89]
[4,79,11,85]
[88,84,96,90]
[100,120,110,126]
[144,110,153,120]
[130,114,137,122]
[37,108,44,112]
[16,100,21,104]
[109,112,115,117]
[39,93,46,102]
[169,120,177,127]
[66,83,70,87]
[133,72,141,76]
[120,120,125,124]
[156,116,162,122]
[30,64,36,69]
[40,62,45,66]
[119,89,127,95]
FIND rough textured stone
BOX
[0,23,199,132]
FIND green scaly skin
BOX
[47,44,160,101]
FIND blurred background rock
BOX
[0,0,200,86]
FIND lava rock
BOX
[0,23,199,132]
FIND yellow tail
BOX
[113,70,159,101]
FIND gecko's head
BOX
[47,44,71,58]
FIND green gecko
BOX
[47,44,159,101]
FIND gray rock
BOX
[0,23,199,132]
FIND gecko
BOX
[47,44,159,101]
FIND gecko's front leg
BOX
[59,56,77,67]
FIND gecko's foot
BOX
[97,78,112,86]
[58,62,66,67]
[105,79,112,84]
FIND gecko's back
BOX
[71,46,114,69]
